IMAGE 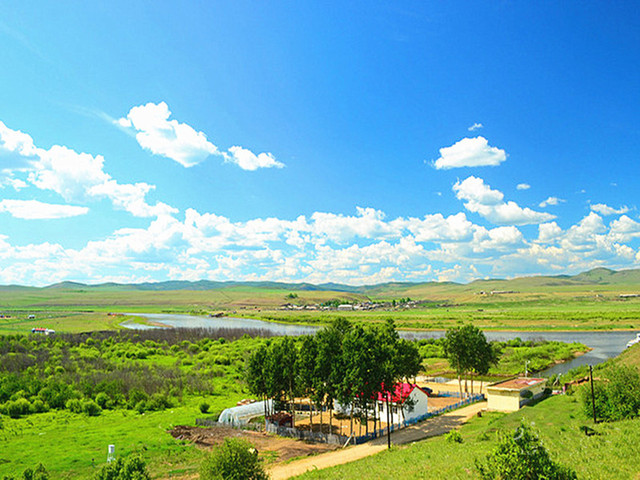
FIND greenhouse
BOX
[218,400,272,426]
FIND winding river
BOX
[122,313,638,377]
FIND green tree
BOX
[476,422,577,480]
[444,324,495,397]
[200,438,268,480]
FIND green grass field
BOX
[295,393,640,480]
[3,281,640,333]
[0,396,234,478]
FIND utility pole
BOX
[589,365,597,424]
[386,395,391,449]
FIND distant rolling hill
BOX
[5,267,640,297]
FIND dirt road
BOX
[268,401,487,480]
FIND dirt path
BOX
[268,401,487,480]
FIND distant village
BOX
[279,298,426,311]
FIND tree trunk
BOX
[309,398,313,432]
[329,407,333,434]
[458,374,463,399]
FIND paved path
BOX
[268,401,487,480]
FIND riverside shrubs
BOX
[0,328,268,418]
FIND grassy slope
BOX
[296,394,640,480]
[296,343,640,480]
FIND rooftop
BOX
[489,377,546,391]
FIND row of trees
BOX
[246,318,421,437]
[443,324,498,398]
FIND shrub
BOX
[66,398,83,414]
[580,365,640,421]
[4,398,32,418]
[445,430,463,443]
[200,438,268,480]
[476,422,577,480]
[200,401,210,414]
[21,463,49,480]
[93,454,151,480]
[82,399,102,416]
[95,392,111,409]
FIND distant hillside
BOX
[6,267,640,296]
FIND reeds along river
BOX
[122,313,639,377]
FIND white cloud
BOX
[453,176,555,225]
[433,136,507,169]
[0,121,173,218]
[516,183,531,190]
[118,102,219,167]
[118,102,285,171]
[0,199,89,219]
[590,203,630,216]
[539,196,564,208]
[468,123,483,131]
[226,146,285,171]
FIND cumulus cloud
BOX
[453,176,555,225]
[539,196,565,208]
[590,203,630,216]
[226,146,284,171]
[118,102,219,167]
[468,123,483,131]
[0,199,89,219]
[516,183,531,190]
[118,102,285,171]
[0,120,174,218]
[433,136,506,169]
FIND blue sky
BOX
[1,2,639,286]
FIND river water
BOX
[122,313,638,377]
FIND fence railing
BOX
[197,393,485,446]
[351,393,485,444]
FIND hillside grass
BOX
[296,394,640,480]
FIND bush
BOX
[200,438,268,480]
[66,398,83,414]
[82,399,102,416]
[22,463,49,480]
[3,398,32,418]
[93,454,151,480]
[95,392,111,409]
[580,365,640,421]
[199,401,210,414]
[445,429,463,443]
[476,422,576,480]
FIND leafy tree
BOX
[444,324,496,397]
[200,438,268,480]
[476,422,577,480]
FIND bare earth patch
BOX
[169,425,339,463]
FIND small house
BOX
[376,383,430,424]
[487,377,547,412]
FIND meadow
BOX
[295,343,640,480]
[3,274,640,333]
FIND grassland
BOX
[295,393,640,480]
[295,343,640,480]
[3,282,640,333]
